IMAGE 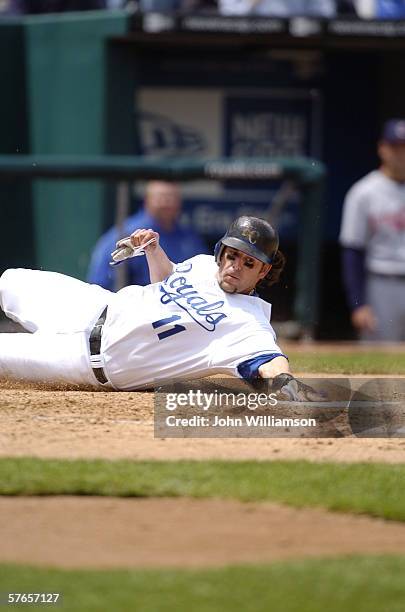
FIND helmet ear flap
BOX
[214,241,225,264]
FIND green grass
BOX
[1,458,405,521]
[288,351,405,374]
[1,556,405,612]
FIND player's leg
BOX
[397,281,405,341]
[0,268,113,334]
[0,331,101,387]
[363,274,404,341]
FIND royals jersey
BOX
[339,170,405,275]
[101,255,284,390]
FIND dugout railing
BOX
[0,154,325,337]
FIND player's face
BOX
[217,247,271,294]
[379,142,405,181]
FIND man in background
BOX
[218,0,336,17]
[347,1,405,19]
[339,119,405,341]
[87,180,207,290]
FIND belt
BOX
[89,307,109,385]
[369,272,405,281]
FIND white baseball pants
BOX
[0,269,113,387]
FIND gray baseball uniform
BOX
[339,169,405,340]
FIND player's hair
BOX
[256,249,286,291]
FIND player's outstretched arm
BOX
[130,229,175,284]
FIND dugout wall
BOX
[0,12,130,278]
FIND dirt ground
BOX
[1,496,405,569]
[1,375,405,569]
[0,381,405,462]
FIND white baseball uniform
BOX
[0,255,285,390]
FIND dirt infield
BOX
[2,496,405,569]
[1,377,405,569]
[0,381,405,462]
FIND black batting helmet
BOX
[214,216,279,265]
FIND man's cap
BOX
[381,119,405,144]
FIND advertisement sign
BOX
[137,88,321,239]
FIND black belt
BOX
[89,307,108,385]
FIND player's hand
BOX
[251,373,326,402]
[130,229,160,252]
[270,373,326,402]
[351,304,377,332]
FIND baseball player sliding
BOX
[0,216,316,401]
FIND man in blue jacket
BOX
[87,180,208,290]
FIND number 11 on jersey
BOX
[152,314,186,340]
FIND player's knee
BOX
[0,269,12,289]
[1,268,30,281]
[0,269,24,310]
[1,269,16,280]
[0,269,19,292]
[0,270,10,311]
